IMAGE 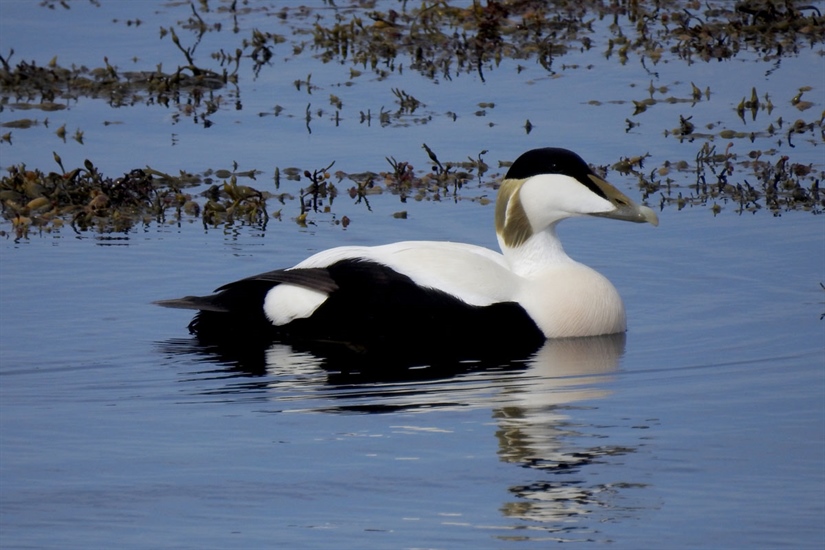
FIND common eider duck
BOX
[157,148,658,353]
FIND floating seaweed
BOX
[2,141,821,240]
[1,1,823,239]
[624,143,823,216]
[3,1,822,124]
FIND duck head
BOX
[495,147,658,249]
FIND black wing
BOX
[154,267,337,313]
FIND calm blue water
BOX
[1,1,824,549]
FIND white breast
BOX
[516,263,626,338]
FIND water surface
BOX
[1,1,823,548]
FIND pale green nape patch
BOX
[495,178,534,248]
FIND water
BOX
[2,201,821,548]
[1,1,824,548]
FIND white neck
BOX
[497,224,574,278]
[498,224,626,338]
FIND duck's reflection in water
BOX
[161,332,647,539]
[491,334,648,535]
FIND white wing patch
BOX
[263,284,328,326]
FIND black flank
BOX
[176,259,544,358]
